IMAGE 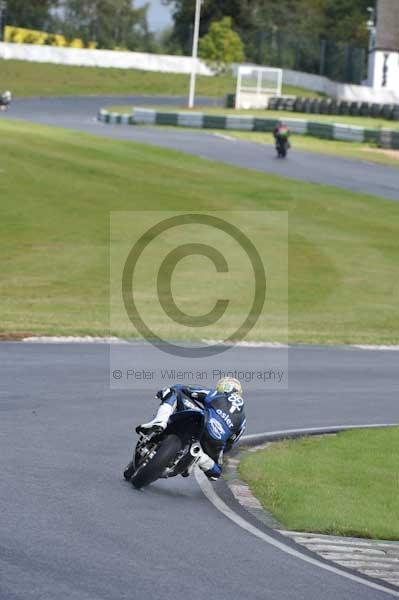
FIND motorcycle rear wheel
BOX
[131,434,182,489]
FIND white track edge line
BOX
[195,425,399,598]
[195,471,399,597]
[18,337,399,350]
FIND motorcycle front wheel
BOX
[131,434,182,489]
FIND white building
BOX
[366,0,399,93]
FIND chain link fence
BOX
[242,30,368,85]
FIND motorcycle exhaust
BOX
[190,443,202,458]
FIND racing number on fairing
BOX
[228,393,244,413]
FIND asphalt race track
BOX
[3,95,399,201]
[1,97,399,599]
[1,342,398,600]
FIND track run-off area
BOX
[4,95,399,201]
[1,97,399,600]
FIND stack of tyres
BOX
[225,93,236,109]
[360,102,370,117]
[370,103,382,117]
[319,98,330,114]
[328,99,339,114]
[302,98,312,113]
[381,104,394,119]
[294,97,305,113]
[274,97,285,110]
[268,97,278,110]
[284,97,296,111]
[339,101,350,115]
[349,102,361,116]
[309,98,320,113]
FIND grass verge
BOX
[0,59,320,99]
[238,428,399,540]
[1,118,399,343]
[228,131,399,168]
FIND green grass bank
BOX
[0,59,320,99]
[1,118,399,343]
[239,428,399,540]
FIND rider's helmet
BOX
[216,376,242,396]
[2,90,12,102]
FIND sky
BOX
[135,0,173,31]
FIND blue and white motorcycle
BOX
[123,399,207,489]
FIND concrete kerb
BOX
[97,107,399,149]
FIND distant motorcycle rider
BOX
[273,120,290,144]
[137,377,246,480]
[0,90,12,111]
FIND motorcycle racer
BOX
[137,377,246,480]
[0,90,12,111]
[273,120,290,141]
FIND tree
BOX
[166,0,371,56]
[165,0,258,55]
[199,17,244,72]
[323,0,370,46]
[61,0,149,50]
[4,0,57,30]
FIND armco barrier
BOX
[155,112,178,126]
[203,115,227,129]
[226,115,254,131]
[133,108,156,125]
[307,121,334,139]
[333,124,365,143]
[253,118,276,132]
[177,112,204,128]
[392,131,399,149]
[97,108,399,149]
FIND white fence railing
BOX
[234,64,399,103]
[0,42,213,76]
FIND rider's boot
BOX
[194,448,222,481]
[136,403,173,434]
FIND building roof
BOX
[376,0,399,51]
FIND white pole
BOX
[235,67,242,109]
[188,0,202,109]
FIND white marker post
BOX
[188,0,202,109]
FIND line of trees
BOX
[165,0,373,82]
[2,0,374,82]
[3,0,157,52]
[166,0,372,55]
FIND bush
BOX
[199,17,245,74]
